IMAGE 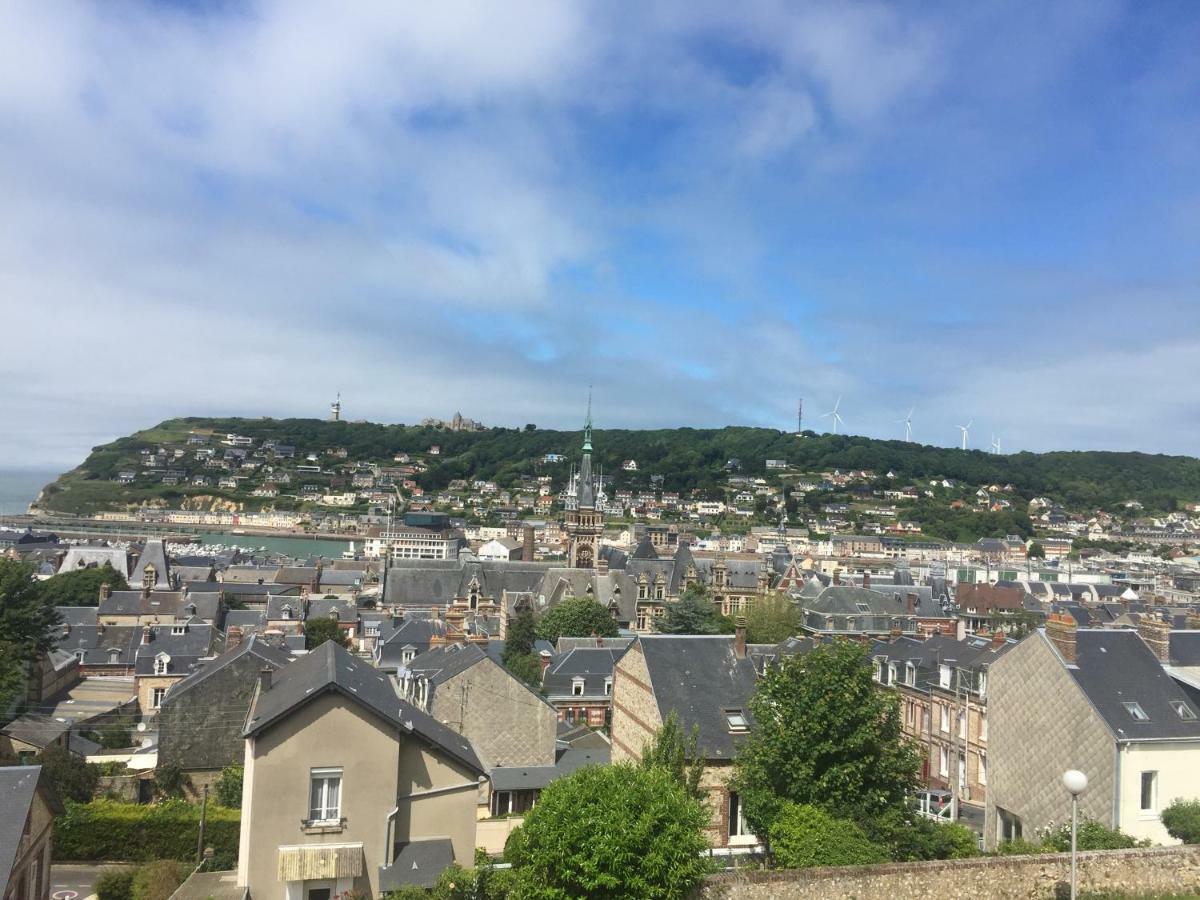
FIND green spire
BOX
[583,387,593,453]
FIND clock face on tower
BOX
[576,544,594,568]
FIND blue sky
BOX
[1,0,1198,467]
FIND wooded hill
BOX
[36,416,1200,518]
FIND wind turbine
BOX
[957,421,972,451]
[990,434,1001,455]
[899,407,914,442]
[822,397,845,435]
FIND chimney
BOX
[258,667,272,692]
[597,556,609,575]
[833,569,841,586]
[99,583,111,602]
[539,650,552,685]
[1187,612,1200,631]
[1138,615,1171,664]
[391,609,404,629]
[992,629,1006,648]
[862,572,870,590]
[735,617,747,659]
[522,526,535,562]
[1046,613,1077,664]
[227,626,243,650]
[141,625,152,645]
[593,630,602,647]
[180,582,188,598]
[906,592,917,614]
[955,617,967,641]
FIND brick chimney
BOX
[734,617,747,659]
[832,569,841,586]
[258,667,272,692]
[522,526,535,562]
[906,592,917,614]
[1138,615,1171,664]
[992,629,1006,648]
[1046,613,1077,664]
[99,582,111,603]
[141,625,153,646]
[227,626,243,650]
[539,650,552,685]
[1186,612,1200,631]
[862,572,870,590]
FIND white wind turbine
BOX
[957,421,972,450]
[990,434,1002,454]
[899,407,914,442]
[822,397,845,435]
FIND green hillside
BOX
[34,416,1200,520]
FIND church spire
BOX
[583,385,593,453]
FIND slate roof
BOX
[803,584,907,615]
[378,838,455,891]
[165,635,293,701]
[631,535,659,560]
[245,642,483,773]
[131,540,173,590]
[274,566,319,586]
[0,767,50,887]
[224,609,268,635]
[173,565,216,583]
[384,559,551,606]
[543,647,621,699]
[403,643,488,685]
[58,622,142,667]
[98,590,221,622]
[57,547,130,579]
[306,597,359,624]
[133,624,224,676]
[58,606,99,628]
[635,635,758,760]
[375,618,450,671]
[1169,632,1200,666]
[1067,629,1200,743]
[489,742,610,791]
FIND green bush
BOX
[1041,819,1147,852]
[1162,799,1200,844]
[213,765,243,808]
[768,803,888,869]
[995,837,1045,856]
[864,808,978,861]
[95,868,135,900]
[54,799,240,862]
[131,861,189,900]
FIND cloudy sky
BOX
[1,1,1198,468]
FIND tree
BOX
[131,861,188,900]
[744,594,800,644]
[1162,799,1200,844]
[732,639,921,834]
[654,586,729,635]
[1027,541,1046,559]
[639,711,704,800]
[767,803,888,869]
[152,763,192,800]
[304,616,350,650]
[503,608,542,684]
[0,559,61,712]
[33,562,129,606]
[504,763,710,900]
[214,764,243,808]
[37,744,98,803]
[534,598,618,644]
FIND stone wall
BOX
[696,845,1200,900]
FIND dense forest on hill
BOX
[38,416,1200,518]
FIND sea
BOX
[0,469,56,516]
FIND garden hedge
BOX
[54,799,239,862]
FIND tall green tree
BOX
[0,559,61,712]
[744,594,801,644]
[639,711,704,800]
[535,598,618,644]
[1027,541,1046,559]
[33,562,129,606]
[37,743,99,803]
[654,586,731,635]
[505,763,710,900]
[303,616,351,650]
[503,607,542,686]
[732,639,921,834]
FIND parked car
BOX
[913,789,954,820]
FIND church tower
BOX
[566,395,602,568]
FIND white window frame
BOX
[939,664,951,689]
[572,678,585,697]
[939,747,949,778]
[309,767,343,825]
[152,687,167,709]
[940,704,950,733]
[1140,770,1157,814]
[603,677,612,696]
[154,654,170,676]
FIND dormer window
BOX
[1123,702,1149,722]
[1171,701,1196,721]
[725,709,749,733]
[142,565,156,590]
[74,650,86,663]
[905,663,916,686]
[856,602,870,613]
[604,677,612,696]
[572,677,585,697]
[108,648,120,664]
[281,605,293,621]
[171,624,186,636]
[939,664,952,689]
[154,653,171,675]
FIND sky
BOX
[1,0,1198,469]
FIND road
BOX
[51,864,128,900]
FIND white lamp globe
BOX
[1063,769,1088,796]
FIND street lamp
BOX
[1062,769,1089,900]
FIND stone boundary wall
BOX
[697,845,1200,899]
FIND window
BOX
[729,792,750,838]
[1124,702,1149,722]
[940,705,950,733]
[493,790,513,817]
[1141,771,1157,812]
[572,678,585,697]
[905,663,916,686]
[978,752,987,786]
[939,665,951,689]
[154,654,170,675]
[171,625,185,636]
[977,671,988,697]
[888,663,897,685]
[402,649,415,664]
[1171,701,1197,721]
[958,711,967,740]
[939,747,949,777]
[309,768,343,824]
[603,677,612,696]
[152,687,167,709]
[980,713,988,742]
[725,709,749,733]
[856,602,870,613]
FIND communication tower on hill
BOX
[330,393,341,422]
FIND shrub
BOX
[131,861,189,900]
[864,808,978,861]
[996,837,1045,856]
[1162,799,1200,844]
[37,744,99,803]
[153,764,192,801]
[54,799,240,862]
[768,803,888,869]
[505,763,710,899]
[1041,819,1147,852]
[95,869,135,900]
[213,765,243,808]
